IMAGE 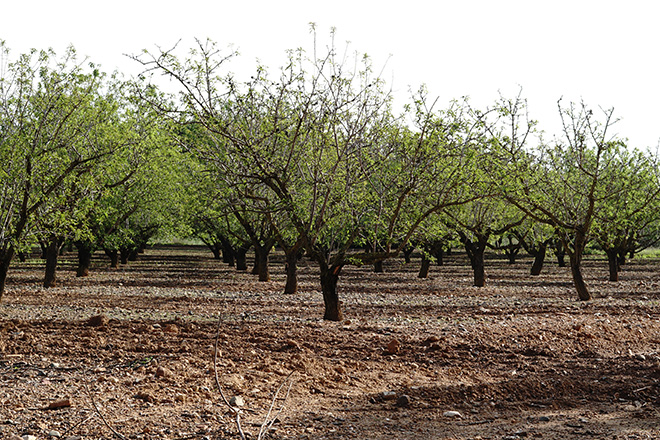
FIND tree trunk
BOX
[418,255,431,279]
[120,248,130,265]
[320,264,343,321]
[220,238,235,266]
[554,243,566,267]
[373,260,384,273]
[461,235,487,288]
[434,248,444,266]
[403,245,414,264]
[0,248,14,301]
[105,249,119,268]
[606,248,619,282]
[207,242,222,260]
[417,253,431,278]
[570,253,591,300]
[253,244,272,282]
[505,247,519,264]
[530,245,547,276]
[76,241,93,277]
[43,238,61,288]
[235,245,249,271]
[470,249,486,287]
[284,250,298,294]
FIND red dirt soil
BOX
[1,245,659,439]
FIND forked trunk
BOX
[284,250,298,294]
[530,245,547,276]
[606,248,619,282]
[76,242,93,277]
[505,247,519,264]
[418,255,431,279]
[461,236,487,288]
[43,238,61,288]
[320,264,343,321]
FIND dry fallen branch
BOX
[258,371,295,440]
[214,313,296,440]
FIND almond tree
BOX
[485,94,642,300]
[134,34,481,321]
[0,43,125,298]
[592,148,660,281]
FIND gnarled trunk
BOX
[320,264,343,321]
[373,260,384,273]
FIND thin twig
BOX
[82,367,126,440]
[214,313,246,440]
[258,371,295,440]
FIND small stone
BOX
[229,396,245,407]
[87,314,108,327]
[155,366,170,378]
[396,394,411,408]
[282,339,300,350]
[635,354,647,361]
[384,339,400,355]
[47,398,72,409]
[381,391,397,401]
[48,430,62,438]
[443,410,462,418]
[22,436,38,440]
[135,391,155,403]
[538,416,550,422]
[163,324,179,334]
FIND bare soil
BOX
[1,246,659,440]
